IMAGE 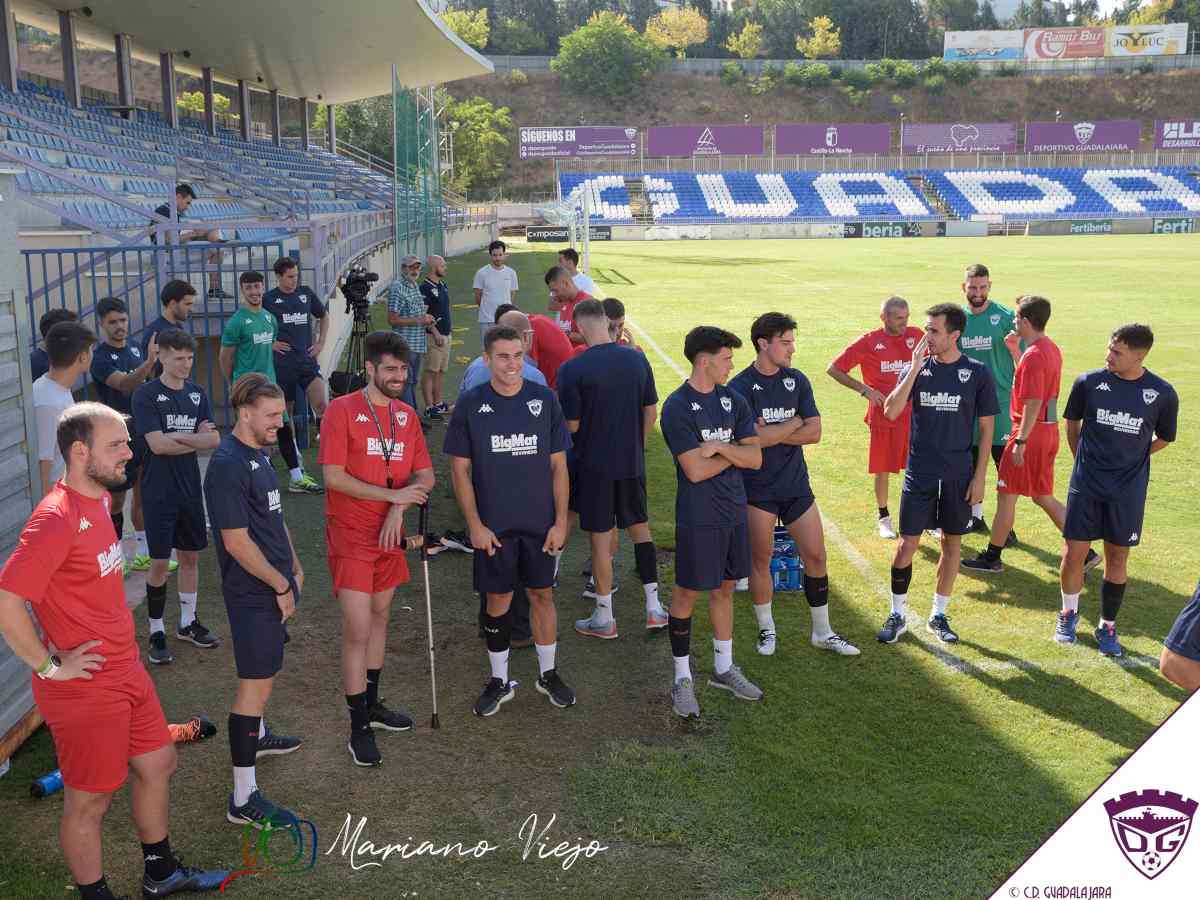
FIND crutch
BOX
[418,501,440,730]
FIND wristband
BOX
[860,387,870,397]
[274,584,292,596]
[1014,438,1027,446]
[36,654,61,680]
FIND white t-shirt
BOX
[472,264,519,324]
[572,272,598,297]
[33,374,74,485]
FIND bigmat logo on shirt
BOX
[166,414,198,432]
[366,438,405,458]
[96,540,123,578]
[960,335,994,351]
[282,312,308,326]
[700,427,734,442]
[268,489,282,513]
[252,331,274,345]
[1097,408,1144,435]
[491,433,539,456]
[919,391,962,412]
[761,407,796,424]
[880,359,908,374]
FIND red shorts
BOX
[33,661,170,793]
[326,525,410,595]
[868,421,910,474]
[997,426,1059,497]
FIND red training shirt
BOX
[1011,335,1062,433]
[528,313,573,390]
[318,392,432,537]
[555,290,591,337]
[831,326,925,428]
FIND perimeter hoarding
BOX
[518,126,638,160]
[1108,23,1188,57]
[775,123,891,156]
[902,122,1017,153]
[647,125,764,157]
[1025,120,1141,152]
[1155,120,1200,150]
[943,30,1024,61]
[1024,27,1106,60]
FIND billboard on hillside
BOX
[1025,120,1141,152]
[647,125,764,157]
[775,123,891,155]
[902,122,1017,153]
[1107,23,1188,56]
[518,126,638,159]
[1024,27,1106,60]
[943,30,1024,61]
[1155,120,1200,149]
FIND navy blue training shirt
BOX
[1064,367,1178,499]
[660,380,756,529]
[30,347,49,382]
[132,377,212,499]
[557,343,657,480]
[443,379,572,536]
[728,364,820,501]
[204,433,294,601]
[89,341,145,414]
[420,278,451,337]
[264,286,326,362]
[905,355,998,480]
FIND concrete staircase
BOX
[624,177,655,224]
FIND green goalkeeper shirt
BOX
[958,301,1016,444]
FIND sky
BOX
[988,0,1128,19]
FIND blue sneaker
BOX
[1095,624,1123,657]
[142,854,230,897]
[1054,610,1079,643]
[226,789,299,829]
[926,614,959,643]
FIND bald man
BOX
[420,255,452,419]
[459,309,546,394]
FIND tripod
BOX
[331,311,370,397]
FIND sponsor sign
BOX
[943,29,1024,61]
[1070,219,1113,235]
[1025,119,1141,152]
[1024,27,1106,60]
[1108,23,1188,57]
[1155,120,1200,150]
[1152,217,1195,234]
[526,225,612,242]
[843,222,924,238]
[647,125,764,157]
[518,126,638,160]
[902,122,1017,153]
[775,123,891,156]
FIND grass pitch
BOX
[1,234,1195,899]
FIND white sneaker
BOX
[735,577,750,591]
[926,528,943,540]
[878,516,897,539]
[812,632,861,656]
[756,628,776,656]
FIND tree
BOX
[442,95,512,195]
[645,7,710,58]
[796,15,841,58]
[551,11,665,101]
[625,0,661,31]
[441,8,489,49]
[177,91,231,115]
[929,0,980,30]
[490,17,544,53]
[333,94,393,161]
[757,0,809,58]
[978,0,1001,28]
[725,20,765,59]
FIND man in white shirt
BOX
[472,240,519,346]
[558,247,597,297]
[33,320,97,496]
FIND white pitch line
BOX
[626,316,1162,678]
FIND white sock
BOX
[673,654,692,683]
[971,502,983,519]
[135,530,149,557]
[643,582,661,612]
[592,593,613,626]
[753,601,774,631]
[488,649,509,683]
[149,617,165,635]
[536,642,556,676]
[553,554,561,578]
[258,719,266,739]
[932,593,951,617]
[890,593,907,618]
[178,592,197,628]
[1101,618,1116,629]
[1062,592,1080,613]
[232,766,257,807]
[289,467,304,482]
[809,603,832,640]
[713,638,733,675]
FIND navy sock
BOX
[668,615,691,658]
[484,612,512,653]
[983,543,1004,560]
[111,511,125,541]
[77,877,116,900]
[142,836,176,882]
[277,422,300,470]
[633,541,658,585]
[345,692,370,732]
[365,668,381,707]
[878,506,889,519]
[1101,580,1127,622]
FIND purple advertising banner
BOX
[1155,119,1200,149]
[902,122,1017,153]
[518,125,638,159]
[647,124,764,157]
[1025,120,1141,152]
[776,123,891,156]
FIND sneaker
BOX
[876,612,907,644]
[167,715,217,744]
[435,401,449,413]
[926,528,943,540]
[130,554,178,573]
[926,613,959,643]
[142,853,229,897]
[582,578,618,599]
[1095,624,1123,658]
[425,405,443,421]
[441,529,473,553]
[1005,529,1018,548]
[961,552,1003,574]
[1054,610,1080,644]
[226,789,299,828]
[756,629,776,656]
[176,620,219,648]
[574,613,618,640]
[671,677,700,718]
[812,632,861,656]
[123,559,134,577]
[878,516,898,539]
[148,631,173,665]
[348,727,381,767]
[535,669,576,708]
[256,726,302,758]
[708,665,763,701]
[645,607,669,630]
[1083,548,1102,573]
[368,700,413,732]
[473,677,515,717]
[734,577,749,592]
[287,473,323,494]
[968,515,989,535]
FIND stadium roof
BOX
[15,0,492,102]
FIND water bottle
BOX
[31,768,64,799]
[770,556,787,591]
[785,555,802,591]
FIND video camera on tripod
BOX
[340,263,379,321]
[329,263,380,397]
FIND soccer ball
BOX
[1142,852,1162,871]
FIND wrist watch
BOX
[1014,438,1027,445]
[36,654,62,680]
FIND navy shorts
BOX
[225,592,288,680]
[898,472,972,537]
[276,354,321,398]
[1164,582,1200,663]
[474,531,557,595]
[1063,488,1146,547]
[748,493,815,527]
[143,492,207,559]
[675,523,751,592]
[571,466,648,533]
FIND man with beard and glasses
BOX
[0,402,229,900]
[319,331,434,767]
[204,374,306,828]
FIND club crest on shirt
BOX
[1143,389,1159,405]
[782,377,796,392]
[131,347,140,357]
[958,368,972,383]
[990,313,1001,326]
[396,411,409,427]
[189,392,201,406]
[906,337,916,349]
[720,396,732,412]
[527,399,543,417]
